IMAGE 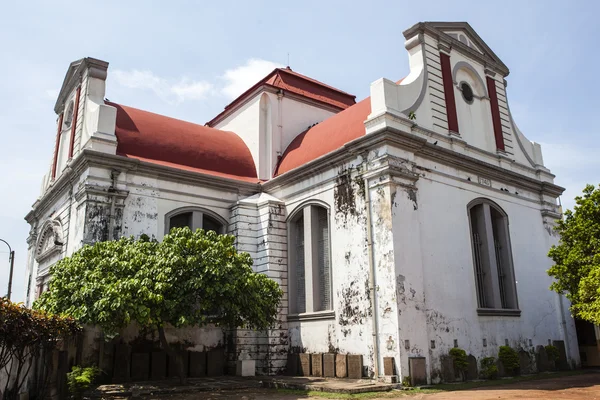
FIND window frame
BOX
[287,201,334,321]
[467,198,520,317]
[164,206,228,235]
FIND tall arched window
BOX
[468,199,519,315]
[165,207,226,235]
[289,204,332,315]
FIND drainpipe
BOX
[363,176,381,378]
[557,294,571,366]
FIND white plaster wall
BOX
[400,164,579,380]
[214,96,261,177]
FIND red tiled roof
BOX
[109,102,259,182]
[274,78,405,176]
[207,67,356,126]
[274,97,371,176]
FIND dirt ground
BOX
[142,372,600,400]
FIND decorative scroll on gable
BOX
[35,219,64,263]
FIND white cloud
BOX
[220,59,282,99]
[111,58,282,104]
[112,69,213,104]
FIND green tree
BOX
[548,184,600,325]
[35,228,283,383]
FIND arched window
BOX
[165,207,226,235]
[288,203,332,314]
[468,199,519,314]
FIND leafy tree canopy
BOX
[548,184,600,325]
[34,227,283,337]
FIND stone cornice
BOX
[403,22,510,77]
[54,58,108,114]
[27,150,260,222]
[264,123,564,200]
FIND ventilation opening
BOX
[461,82,474,104]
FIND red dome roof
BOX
[109,102,258,182]
[275,97,371,176]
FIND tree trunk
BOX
[157,326,186,384]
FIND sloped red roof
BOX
[109,102,259,182]
[274,78,405,176]
[275,97,371,176]
[207,67,356,126]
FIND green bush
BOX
[545,345,560,362]
[480,357,498,380]
[498,346,520,376]
[67,366,101,400]
[449,348,468,380]
[401,375,412,387]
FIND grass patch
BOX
[431,370,589,391]
[276,388,440,398]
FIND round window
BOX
[63,101,74,128]
[461,82,474,103]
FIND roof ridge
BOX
[275,67,355,97]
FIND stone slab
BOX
[466,355,478,380]
[113,343,131,382]
[189,351,206,377]
[440,355,455,382]
[311,353,323,377]
[335,354,347,378]
[519,350,533,375]
[168,351,189,378]
[553,340,569,370]
[207,348,225,376]
[536,345,549,372]
[347,355,363,379]
[409,357,427,386]
[236,359,256,376]
[151,351,167,380]
[323,353,335,377]
[383,357,395,376]
[131,353,150,381]
[299,353,311,376]
[286,353,299,376]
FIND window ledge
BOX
[288,310,335,322]
[477,308,521,317]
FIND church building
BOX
[25,22,587,382]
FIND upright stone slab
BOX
[311,353,323,376]
[518,350,532,375]
[347,355,363,379]
[151,351,167,380]
[189,351,207,377]
[112,343,131,382]
[440,355,455,382]
[536,345,549,372]
[207,348,225,376]
[286,353,299,376]
[552,340,569,370]
[466,355,478,380]
[299,353,311,376]
[496,358,506,377]
[335,354,347,378]
[383,357,395,376]
[409,357,427,386]
[323,354,335,377]
[168,351,189,378]
[131,353,150,381]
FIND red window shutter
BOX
[68,85,82,159]
[486,77,505,151]
[51,113,64,180]
[440,53,459,133]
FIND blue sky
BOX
[1,0,598,302]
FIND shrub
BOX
[498,346,520,376]
[401,375,412,387]
[480,357,498,380]
[545,345,560,362]
[449,348,468,380]
[67,366,101,400]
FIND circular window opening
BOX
[63,101,74,128]
[461,82,474,103]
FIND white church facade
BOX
[24,22,584,382]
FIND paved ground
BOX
[136,372,600,400]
